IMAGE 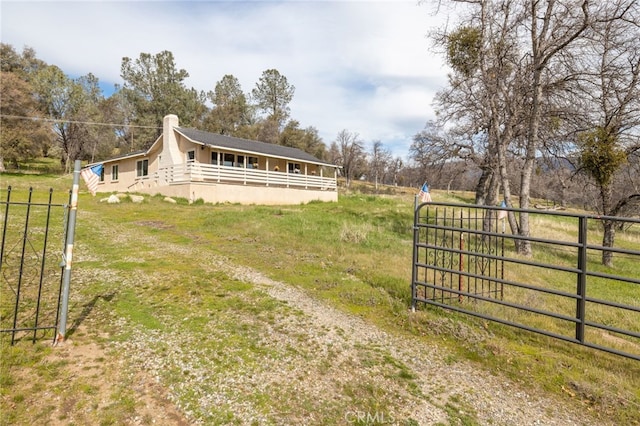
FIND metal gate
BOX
[412,204,505,304]
[1,186,70,345]
[411,201,640,361]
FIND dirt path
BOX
[44,334,190,426]
[224,258,603,426]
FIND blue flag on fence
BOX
[498,200,507,220]
[80,164,103,196]
[418,182,432,203]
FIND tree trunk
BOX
[602,219,615,267]
[600,183,615,266]
[474,163,493,205]
[518,66,544,257]
[482,169,501,229]
[475,136,500,205]
[496,130,520,237]
[518,157,534,256]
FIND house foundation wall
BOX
[138,182,337,205]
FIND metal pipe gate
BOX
[411,201,640,361]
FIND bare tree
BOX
[409,121,479,193]
[514,0,592,255]
[368,140,392,190]
[430,0,593,255]
[431,0,529,220]
[332,130,366,188]
[565,0,640,265]
[32,66,111,171]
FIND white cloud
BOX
[1,0,449,158]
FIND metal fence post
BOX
[411,195,419,312]
[576,215,587,343]
[56,160,81,343]
[0,187,11,274]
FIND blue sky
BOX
[1,0,452,159]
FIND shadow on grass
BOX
[68,292,116,337]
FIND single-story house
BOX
[88,114,339,205]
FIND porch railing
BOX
[154,163,337,190]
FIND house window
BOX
[187,150,195,163]
[288,162,301,174]
[218,152,254,167]
[223,153,234,167]
[111,165,119,181]
[99,167,105,182]
[136,159,149,177]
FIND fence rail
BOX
[155,163,338,191]
[411,202,640,361]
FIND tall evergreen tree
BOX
[251,69,295,131]
[120,50,206,148]
[203,74,252,136]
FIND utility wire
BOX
[0,114,161,130]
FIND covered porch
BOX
[130,162,338,204]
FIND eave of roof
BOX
[90,132,161,166]
[85,149,147,167]
[175,127,337,167]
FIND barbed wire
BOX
[0,114,161,130]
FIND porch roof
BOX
[175,127,336,167]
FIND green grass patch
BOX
[1,174,639,425]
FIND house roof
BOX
[103,149,147,161]
[85,149,147,168]
[175,127,336,167]
[92,125,337,168]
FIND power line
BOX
[0,114,161,130]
